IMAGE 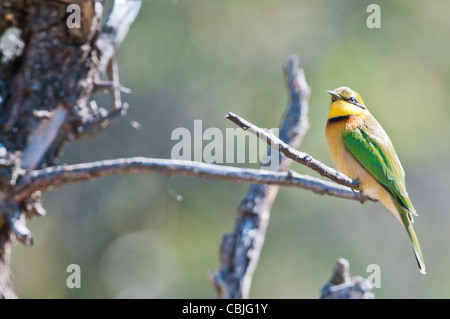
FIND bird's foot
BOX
[351,178,360,191]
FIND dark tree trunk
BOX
[0,0,140,298]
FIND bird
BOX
[324,86,426,274]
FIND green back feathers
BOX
[342,118,416,216]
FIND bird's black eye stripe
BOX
[347,96,366,109]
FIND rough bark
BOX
[320,258,374,299]
[0,0,141,298]
[209,56,311,298]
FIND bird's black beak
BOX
[327,90,343,102]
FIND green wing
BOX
[342,118,416,215]
[343,117,426,274]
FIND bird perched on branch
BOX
[325,86,426,274]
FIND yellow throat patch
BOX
[328,87,366,119]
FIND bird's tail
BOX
[397,203,426,275]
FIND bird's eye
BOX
[348,97,357,103]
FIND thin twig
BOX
[7,206,33,246]
[14,157,370,203]
[226,112,360,191]
[96,0,142,73]
[106,57,122,109]
[74,103,129,140]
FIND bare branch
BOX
[96,0,142,73]
[319,258,375,299]
[0,226,16,299]
[7,207,33,247]
[211,55,310,299]
[106,57,122,110]
[21,103,68,170]
[14,157,370,203]
[67,0,141,140]
[226,112,361,191]
[74,103,129,140]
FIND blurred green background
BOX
[9,0,450,298]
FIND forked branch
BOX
[226,112,360,191]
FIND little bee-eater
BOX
[325,87,426,274]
